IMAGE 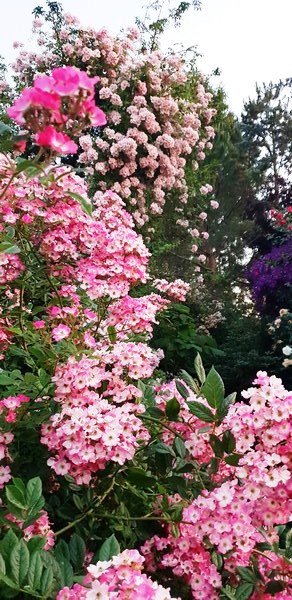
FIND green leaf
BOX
[179,369,200,393]
[56,559,74,588]
[24,477,45,525]
[211,551,223,570]
[6,486,26,510]
[15,159,42,175]
[198,425,211,434]
[154,442,176,457]
[107,325,116,343]
[165,397,180,420]
[5,226,15,239]
[0,553,6,575]
[165,475,187,497]
[175,380,189,400]
[224,392,237,405]
[194,353,206,384]
[235,583,254,600]
[40,567,54,596]
[26,478,43,510]
[175,461,195,474]
[141,383,156,406]
[28,552,43,590]
[146,406,164,419]
[27,536,46,555]
[72,494,84,511]
[265,581,285,594]
[221,588,236,600]
[39,173,55,186]
[0,572,19,591]
[68,192,92,216]
[54,540,70,563]
[0,373,12,385]
[201,366,224,409]
[98,534,120,561]
[69,534,86,570]
[225,453,242,466]
[11,479,26,495]
[209,434,225,458]
[0,241,21,254]
[0,530,19,563]
[237,567,256,584]
[127,468,156,488]
[187,401,215,423]
[216,392,237,421]
[37,368,50,387]
[10,541,29,585]
[223,431,236,454]
[174,437,186,458]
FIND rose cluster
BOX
[141,372,292,598]
[7,66,106,154]
[40,338,165,484]
[57,549,178,600]
[10,14,216,257]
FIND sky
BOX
[0,0,291,115]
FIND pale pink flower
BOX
[51,324,71,341]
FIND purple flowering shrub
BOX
[247,239,292,314]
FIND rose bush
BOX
[0,62,290,600]
[5,4,221,285]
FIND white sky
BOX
[0,0,291,115]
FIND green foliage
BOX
[201,365,224,409]
[151,303,224,375]
[212,304,291,394]
[98,534,120,561]
[0,478,56,598]
[3,477,44,526]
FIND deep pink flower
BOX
[7,88,60,124]
[5,411,16,423]
[33,74,55,93]
[21,214,33,224]
[14,140,26,153]
[35,126,77,154]
[51,66,81,96]
[33,320,45,329]
[81,99,107,126]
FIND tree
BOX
[241,78,292,253]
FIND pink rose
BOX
[210,200,219,209]
[21,214,33,224]
[35,126,77,155]
[7,88,60,125]
[199,212,208,221]
[33,320,45,329]
[52,324,71,342]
